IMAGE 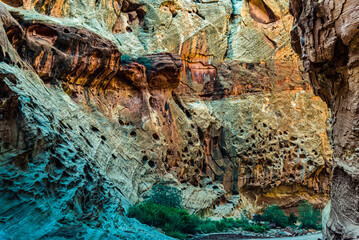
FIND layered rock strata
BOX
[289,0,359,238]
[0,0,333,238]
[0,4,172,239]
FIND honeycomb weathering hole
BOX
[1,0,23,7]
[248,0,278,24]
[27,25,58,45]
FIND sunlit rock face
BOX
[289,0,359,238]
[0,0,332,237]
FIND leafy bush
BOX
[148,183,182,208]
[128,203,270,239]
[128,202,198,238]
[243,223,271,233]
[288,213,298,226]
[261,204,289,228]
[253,214,262,222]
[298,201,321,230]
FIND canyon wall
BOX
[289,0,359,239]
[0,0,333,238]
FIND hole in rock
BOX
[143,156,148,161]
[2,0,23,7]
[148,160,155,168]
[27,25,58,44]
[248,0,278,24]
[152,133,159,140]
[91,126,100,132]
[130,131,136,137]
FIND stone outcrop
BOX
[0,4,173,239]
[289,0,359,238]
[0,0,333,238]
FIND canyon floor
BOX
[193,233,322,240]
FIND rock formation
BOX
[289,0,359,238]
[0,0,333,238]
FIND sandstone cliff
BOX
[289,0,359,238]
[0,0,332,238]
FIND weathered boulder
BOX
[289,0,359,238]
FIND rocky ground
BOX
[193,232,322,240]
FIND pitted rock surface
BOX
[0,0,333,238]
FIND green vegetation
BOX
[288,213,298,226]
[257,202,320,230]
[128,183,322,239]
[261,204,289,228]
[128,202,270,239]
[298,201,321,230]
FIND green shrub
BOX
[298,201,321,230]
[243,223,271,233]
[199,219,219,233]
[253,214,262,222]
[128,202,198,235]
[165,230,187,239]
[148,183,182,208]
[288,213,298,226]
[261,204,289,228]
[128,203,270,239]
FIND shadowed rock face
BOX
[0,0,333,237]
[289,0,359,238]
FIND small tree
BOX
[298,201,321,230]
[261,204,289,228]
[148,182,182,208]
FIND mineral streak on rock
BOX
[289,0,359,238]
[0,0,333,237]
[0,4,172,239]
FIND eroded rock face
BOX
[0,0,332,237]
[289,0,359,238]
[0,4,172,239]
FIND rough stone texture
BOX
[289,0,359,238]
[0,4,173,239]
[0,0,333,237]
